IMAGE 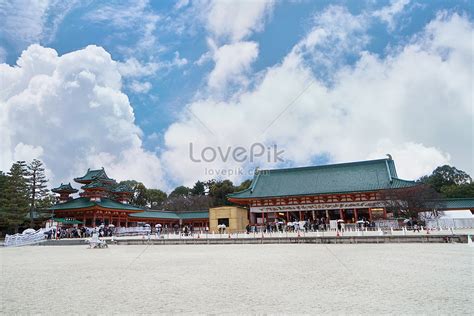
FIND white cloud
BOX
[172,52,188,67]
[0,0,80,48]
[129,80,152,94]
[85,0,151,28]
[0,44,166,188]
[13,143,45,162]
[203,0,275,42]
[367,140,450,179]
[208,41,259,91]
[373,0,411,30]
[85,0,160,56]
[161,11,473,186]
[117,58,160,77]
[291,5,370,80]
[0,0,50,46]
[197,1,273,93]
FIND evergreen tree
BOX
[191,181,206,196]
[26,159,49,219]
[209,180,235,206]
[0,171,9,231]
[235,179,252,192]
[1,161,29,233]
[169,186,191,198]
[118,180,148,206]
[146,189,167,208]
[419,165,472,192]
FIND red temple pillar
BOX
[354,209,358,222]
[339,209,344,221]
[299,211,302,221]
[368,208,373,221]
[383,207,387,219]
[286,211,289,222]
[261,211,265,224]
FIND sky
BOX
[0,0,472,191]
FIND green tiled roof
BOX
[437,198,474,210]
[49,197,94,210]
[129,211,209,220]
[111,183,133,193]
[177,212,209,219]
[98,199,144,211]
[129,211,180,220]
[49,197,144,211]
[74,168,114,183]
[82,179,114,190]
[228,158,416,199]
[51,183,78,193]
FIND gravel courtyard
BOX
[1,244,472,315]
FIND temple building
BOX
[49,168,209,228]
[48,159,472,230]
[228,157,418,224]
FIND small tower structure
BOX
[111,183,134,204]
[51,183,78,203]
[74,167,116,201]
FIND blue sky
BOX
[0,0,472,189]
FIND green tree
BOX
[209,180,235,206]
[191,181,206,196]
[235,179,252,192]
[36,193,57,209]
[146,189,167,208]
[419,165,472,192]
[1,162,29,233]
[169,185,191,198]
[440,183,474,198]
[26,159,49,220]
[118,180,148,206]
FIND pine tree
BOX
[1,161,29,233]
[26,159,49,219]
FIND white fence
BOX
[114,226,151,236]
[425,218,474,229]
[4,229,48,247]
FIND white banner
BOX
[250,201,387,213]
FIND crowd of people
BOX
[245,217,377,234]
[44,225,115,240]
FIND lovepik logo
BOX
[189,143,284,163]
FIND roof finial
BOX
[386,153,392,160]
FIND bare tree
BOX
[380,184,445,220]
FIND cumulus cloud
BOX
[195,1,274,93]
[161,11,473,185]
[203,0,275,42]
[0,44,165,188]
[208,41,259,91]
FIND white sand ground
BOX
[1,244,472,315]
